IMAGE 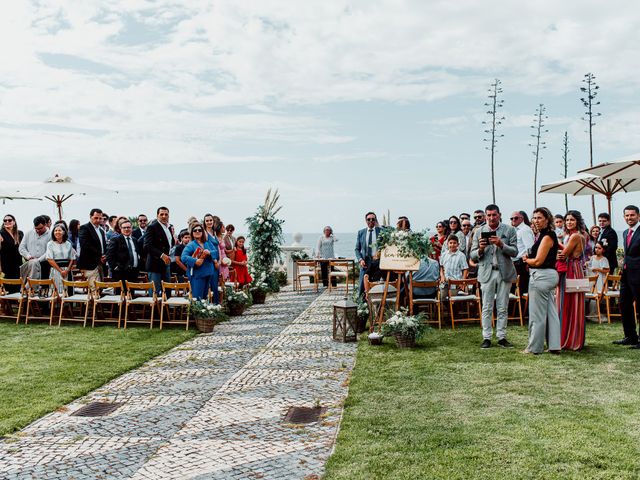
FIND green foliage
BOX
[290,250,310,261]
[246,189,285,280]
[273,270,288,287]
[0,323,195,436]
[375,228,434,259]
[380,309,428,339]
[224,286,252,308]
[188,299,228,322]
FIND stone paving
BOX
[0,288,356,479]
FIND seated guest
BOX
[407,256,440,299]
[45,224,77,295]
[440,234,469,286]
[181,222,220,302]
[18,215,50,281]
[106,219,140,289]
[232,236,253,287]
[522,207,560,354]
[171,229,191,281]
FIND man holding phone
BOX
[470,204,518,348]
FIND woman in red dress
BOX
[232,236,253,287]
[430,221,449,261]
[557,210,587,351]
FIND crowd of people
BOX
[354,204,640,355]
[0,207,253,308]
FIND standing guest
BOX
[232,236,253,287]
[77,208,107,292]
[132,214,148,268]
[430,221,449,261]
[355,212,382,297]
[586,225,600,260]
[316,226,338,287]
[106,219,140,289]
[557,210,587,351]
[106,215,119,240]
[203,213,216,240]
[100,213,110,233]
[0,214,24,292]
[597,213,619,275]
[511,211,535,295]
[18,215,50,281]
[472,210,486,229]
[171,230,191,281]
[459,213,471,222]
[45,224,77,295]
[444,216,466,253]
[43,215,52,230]
[521,207,560,354]
[144,207,173,294]
[461,220,473,257]
[215,222,231,282]
[68,219,80,251]
[587,241,609,293]
[554,214,566,244]
[470,204,518,349]
[440,235,468,283]
[181,222,219,301]
[224,224,237,260]
[397,216,411,231]
[614,205,640,348]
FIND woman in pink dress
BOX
[215,222,230,282]
[557,210,587,351]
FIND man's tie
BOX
[367,229,373,258]
[627,229,634,248]
[126,237,136,267]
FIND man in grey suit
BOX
[470,204,518,348]
[355,212,382,297]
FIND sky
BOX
[1,0,640,235]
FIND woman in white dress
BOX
[46,224,77,295]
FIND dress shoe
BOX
[481,339,491,349]
[547,350,561,355]
[613,338,636,345]
[497,338,514,348]
[629,343,640,350]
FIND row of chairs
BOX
[0,277,197,330]
[293,260,356,294]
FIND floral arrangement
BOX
[188,299,228,322]
[381,309,429,339]
[224,286,252,308]
[290,250,310,261]
[351,291,369,318]
[616,247,624,274]
[246,189,285,283]
[375,228,433,259]
[249,272,271,293]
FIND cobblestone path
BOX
[0,289,356,479]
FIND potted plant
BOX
[351,292,369,333]
[381,309,429,348]
[225,286,252,316]
[188,299,228,333]
[249,274,270,304]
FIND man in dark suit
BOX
[132,214,148,267]
[144,207,173,294]
[106,219,139,290]
[355,211,382,297]
[615,205,640,348]
[597,212,619,275]
[77,208,107,292]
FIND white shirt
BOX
[94,224,105,253]
[626,222,640,245]
[367,229,377,256]
[160,222,173,248]
[123,235,138,268]
[515,223,535,259]
[18,228,50,261]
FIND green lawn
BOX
[0,322,195,436]
[326,323,640,480]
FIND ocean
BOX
[281,232,357,258]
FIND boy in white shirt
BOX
[440,235,469,283]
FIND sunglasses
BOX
[473,215,483,219]
[449,220,458,224]
[3,218,13,223]
[192,228,203,233]
[366,218,376,222]
[510,217,521,221]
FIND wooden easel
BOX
[372,269,413,332]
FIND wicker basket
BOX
[228,303,246,316]
[251,289,267,304]
[368,333,384,345]
[195,317,215,333]
[394,333,416,348]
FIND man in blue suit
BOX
[615,205,640,348]
[355,212,382,297]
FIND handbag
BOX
[565,278,591,293]
[555,260,568,273]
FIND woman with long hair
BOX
[181,222,219,302]
[203,213,217,241]
[232,236,252,287]
[557,210,587,350]
[445,215,466,253]
[585,225,601,261]
[215,221,231,282]
[522,207,560,354]
[68,219,80,251]
[430,221,450,261]
[0,214,24,293]
[45,224,77,295]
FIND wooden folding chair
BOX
[124,281,157,329]
[58,280,92,327]
[295,260,319,292]
[328,260,354,294]
[604,274,621,324]
[507,275,524,326]
[585,274,603,323]
[0,278,25,324]
[25,278,59,325]
[408,279,441,329]
[92,280,125,328]
[160,281,191,330]
[448,278,482,330]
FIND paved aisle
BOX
[0,289,356,479]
